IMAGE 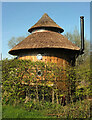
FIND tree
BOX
[64,28,91,99]
[8,36,25,49]
[64,27,90,65]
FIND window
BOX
[37,54,42,60]
[37,70,42,76]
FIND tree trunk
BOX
[56,87,59,104]
[42,89,44,102]
[52,88,54,104]
[36,85,39,102]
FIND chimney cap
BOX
[80,16,84,19]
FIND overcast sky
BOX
[1,2,90,59]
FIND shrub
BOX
[2,58,91,118]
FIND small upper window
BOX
[37,54,42,60]
[37,70,42,76]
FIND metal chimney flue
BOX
[80,16,84,54]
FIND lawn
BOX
[2,105,56,118]
[2,99,91,119]
[0,102,2,120]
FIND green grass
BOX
[2,105,56,118]
[2,99,91,119]
[0,102,2,120]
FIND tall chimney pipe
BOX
[80,16,84,54]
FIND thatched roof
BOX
[9,31,80,55]
[28,13,64,33]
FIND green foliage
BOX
[2,99,90,118]
[75,57,91,99]
[2,59,66,105]
[2,58,91,118]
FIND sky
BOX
[1,2,90,59]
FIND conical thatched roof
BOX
[28,13,64,33]
[9,31,80,55]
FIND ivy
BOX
[2,59,91,106]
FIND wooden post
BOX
[42,89,44,101]
[25,87,31,103]
[56,87,59,104]
[25,96,29,103]
[36,85,39,102]
[52,88,54,104]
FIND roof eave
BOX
[9,47,80,56]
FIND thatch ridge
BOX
[9,31,80,55]
[28,13,64,33]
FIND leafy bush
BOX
[2,58,91,118]
[2,59,69,105]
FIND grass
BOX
[2,104,56,118]
[0,102,2,120]
[2,99,91,119]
